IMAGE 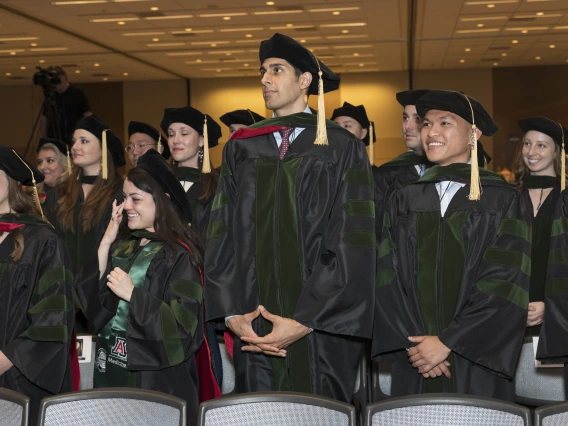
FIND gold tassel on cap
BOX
[157,134,162,154]
[314,69,328,146]
[368,121,374,166]
[202,116,211,174]
[558,122,566,191]
[247,109,257,123]
[460,93,481,201]
[101,129,109,180]
[11,149,48,222]
[66,146,72,174]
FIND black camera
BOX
[33,66,61,88]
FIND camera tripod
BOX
[24,87,63,158]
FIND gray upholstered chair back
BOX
[366,394,531,426]
[371,362,392,401]
[199,392,356,426]
[218,342,235,395]
[535,401,568,426]
[38,388,186,426]
[515,337,565,406]
[0,388,29,426]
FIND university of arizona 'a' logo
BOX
[111,337,127,359]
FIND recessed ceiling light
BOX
[226,52,231,56]
[487,4,495,7]
[286,23,293,27]
[341,29,349,33]
[145,14,193,20]
[39,59,45,63]
[332,11,340,15]
[244,63,249,66]
[103,77,108,81]
[123,72,129,76]
[359,63,364,67]
[353,52,359,56]
[477,23,485,28]
[536,12,544,16]
[300,39,306,43]
[512,39,518,43]
[245,34,253,38]
[522,29,528,33]
[501,52,507,56]
[185,28,192,32]
[493,62,498,66]
[211,43,217,47]
[30,43,37,47]
[465,47,471,51]
[536,56,541,60]
[150,6,159,11]
[91,17,139,23]
[5,72,11,76]
[549,44,556,48]
[10,52,16,56]
[266,1,275,4]
[75,69,80,73]
[223,16,231,20]
[460,59,465,63]
[94,63,100,67]
[117,21,126,25]
[216,68,221,72]
[20,66,26,70]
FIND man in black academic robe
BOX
[205,33,375,402]
[372,90,531,401]
[372,89,430,237]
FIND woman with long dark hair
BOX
[160,106,222,239]
[75,150,211,426]
[0,147,74,424]
[512,117,566,335]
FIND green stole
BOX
[94,236,163,388]
[176,167,201,183]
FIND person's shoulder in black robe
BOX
[373,164,531,401]
[0,214,74,424]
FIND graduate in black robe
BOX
[126,121,170,167]
[332,101,376,166]
[160,107,222,240]
[36,137,70,217]
[205,33,375,402]
[372,90,430,238]
[373,90,531,401]
[513,117,565,337]
[0,147,74,424]
[75,150,212,426]
[220,109,265,138]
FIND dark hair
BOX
[54,149,122,233]
[512,132,564,190]
[6,176,36,261]
[116,168,203,269]
[291,63,311,98]
[197,157,219,202]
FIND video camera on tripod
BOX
[33,66,61,89]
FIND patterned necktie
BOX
[279,127,293,160]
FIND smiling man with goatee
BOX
[372,90,530,401]
[204,33,375,401]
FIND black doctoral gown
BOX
[74,235,203,426]
[372,151,426,239]
[373,164,531,401]
[205,113,376,403]
[0,214,74,424]
[520,176,560,337]
[176,167,213,240]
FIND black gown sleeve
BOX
[204,141,241,322]
[438,192,531,378]
[2,234,74,394]
[537,191,568,363]
[127,249,203,370]
[293,138,376,339]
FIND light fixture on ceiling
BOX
[522,29,528,33]
[91,17,139,22]
[465,48,472,51]
[460,59,465,63]
[487,4,495,7]
[30,47,68,51]
[122,31,165,36]
[94,63,100,66]
[0,37,39,42]
[253,10,302,15]
[0,49,25,54]
[456,28,499,33]
[477,23,485,27]
[501,52,507,56]
[152,38,159,41]
[200,13,247,18]
[103,77,108,81]
[52,0,107,4]
[246,34,253,38]
[150,6,159,11]
[223,17,231,20]
[148,42,185,47]
[320,22,367,28]
[333,11,340,15]
[145,15,194,20]
[342,30,349,34]
[353,52,359,56]
[220,27,264,32]
[30,43,37,47]
[493,62,499,66]
[512,39,518,43]
[75,69,80,73]
[549,44,556,48]
[286,23,293,27]
[39,59,45,63]
[244,63,249,66]
[266,1,275,4]
[216,69,221,72]
[196,59,202,62]
[118,21,126,25]
[310,7,360,12]
[211,43,217,47]
[536,12,544,15]
[300,39,306,43]
[20,66,26,70]
[5,72,11,76]
[226,52,231,56]
[123,72,129,76]
[536,56,541,60]
[10,52,16,56]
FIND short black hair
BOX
[291,63,310,98]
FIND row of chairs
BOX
[2,387,568,426]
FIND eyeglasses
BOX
[125,143,156,152]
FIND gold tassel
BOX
[247,109,256,123]
[11,149,48,222]
[157,134,162,154]
[66,146,72,174]
[368,121,374,166]
[468,124,481,201]
[102,129,108,180]
[314,70,328,146]
[202,116,211,174]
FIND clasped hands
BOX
[227,305,311,357]
[407,335,452,379]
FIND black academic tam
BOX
[518,116,568,150]
[0,146,44,185]
[396,89,431,107]
[160,106,222,148]
[36,138,68,156]
[75,114,126,167]
[219,109,265,127]
[128,120,170,160]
